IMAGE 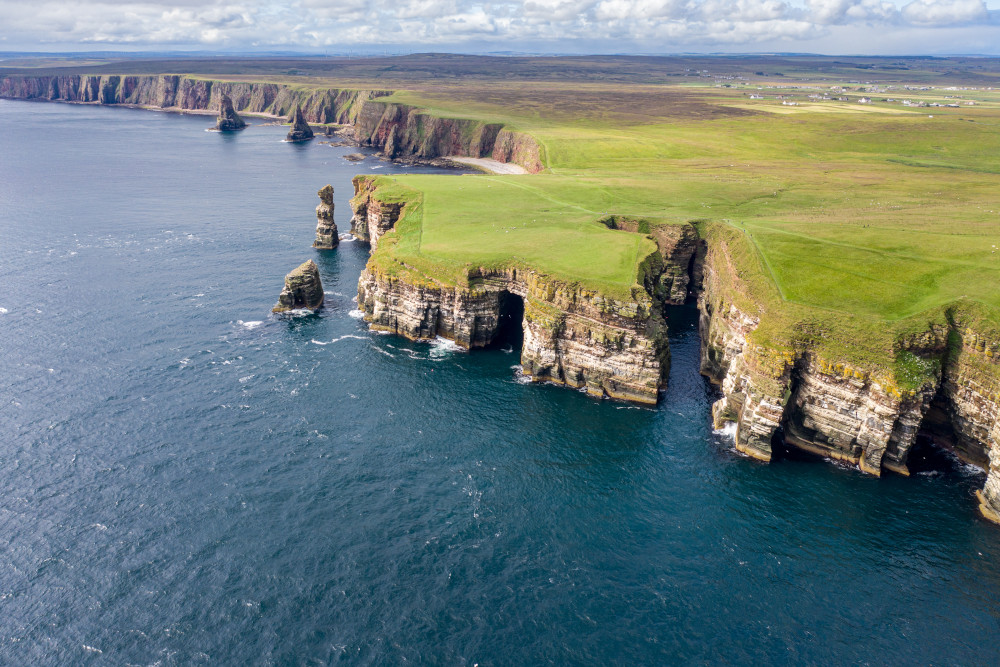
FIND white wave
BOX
[238,374,255,383]
[82,645,102,654]
[371,345,395,357]
[369,165,384,170]
[238,320,263,330]
[338,234,356,242]
[313,334,367,346]
[429,336,464,358]
[713,421,738,441]
[279,308,315,317]
[348,309,365,319]
[0,307,9,314]
[511,365,533,384]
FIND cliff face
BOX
[348,176,405,249]
[353,100,544,173]
[1,74,543,172]
[350,178,670,404]
[357,266,668,403]
[0,74,386,124]
[602,216,700,306]
[699,225,1000,522]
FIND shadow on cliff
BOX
[488,291,525,352]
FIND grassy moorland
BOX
[354,67,1000,382]
[7,54,1000,380]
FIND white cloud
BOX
[901,0,988,25]
[0,0,996,52]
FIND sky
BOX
[0,0,998,55]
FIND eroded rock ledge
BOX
[349,177,672,404]
[699,224,1000,523]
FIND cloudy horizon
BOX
[0,0,998,55]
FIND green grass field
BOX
[12,54,998,376]
[354,72,1000,378]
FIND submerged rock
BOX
[273,259,324,312]
[214,94,246,131]
[344,153,365,162]
[286,105,314,142]
[313,185,338,249]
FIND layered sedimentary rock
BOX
[1,74,543,172]
[698,223,1000,522]
[0,74,387,124]
[349,176,405,249]
[358,266,668,403]
[313,185,338,249]
[350,179,670,403]
[354,100,544,173]
[273,260,324,312]
[214,93,246,131]
[286,106,314,142]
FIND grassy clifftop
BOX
[8,55,1000,385]
[359,72,1000,386]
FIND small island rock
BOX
[273,259,324,312]
[214,94,246,131]
[286,105,314,142]
[313,185,338,249]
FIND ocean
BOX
[1,99,998,664]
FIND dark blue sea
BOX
[1,99,999,665]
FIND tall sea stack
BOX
[273,260,324,312]
[286,105,314,142]
[313,185,338,249]
[214,94,246,131]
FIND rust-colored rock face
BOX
[348,177,405,250]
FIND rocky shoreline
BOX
[7,72,999,524]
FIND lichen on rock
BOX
[313,185,338,249]
[273,259,324,312]
[214,93,246,131]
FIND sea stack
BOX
[286,105,314,142]
[214,94,246,131]
[313,185,338,249]
[273,260,324,312]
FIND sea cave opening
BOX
[909,386,968,475]
[492,290,525,353]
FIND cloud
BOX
[0,0,996,52]
[901,0,988,25]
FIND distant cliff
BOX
[354,99,544,173]
[0,74,544,172]
[0,74,385,123]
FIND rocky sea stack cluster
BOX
[214,94,246,131]
[286,105,314,142]
[273,260,324,313]
[313,185,338,249]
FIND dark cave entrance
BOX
[909,386,967,474]
[492,291,525,352]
